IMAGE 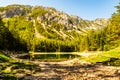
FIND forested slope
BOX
[0,4,119,52]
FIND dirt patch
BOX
[15,58,120,80]
[1,51,120,80]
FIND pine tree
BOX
[105,1,120,49]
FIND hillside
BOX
[0,4,119,52]
[0,4,109,40]
[0,4,111,52]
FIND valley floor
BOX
[1,58,120,80]
[24,59,120,80]
[1,49,120,80]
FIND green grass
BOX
[0,52,11,62]
[0,60,40,80]
[82,47,120,64]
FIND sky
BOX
[0,0,119,20]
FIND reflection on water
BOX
[18,53,80,62]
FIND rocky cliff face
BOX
[0,4,109,39]
[0,5,32,18]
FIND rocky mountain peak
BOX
[0,4,109,32]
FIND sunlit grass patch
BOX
[0,52,11,62]
[81,47,120,64]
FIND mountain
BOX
[0,4,110,52]
[0,4,109,39]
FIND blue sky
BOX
[0,0,119,20]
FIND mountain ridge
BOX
[0,4,119,52]
[0,4,109,28]
[0,4,110,40]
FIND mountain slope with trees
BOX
[0,4,119,52]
